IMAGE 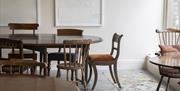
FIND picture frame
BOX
[55,0,103,27]
[0,0,39,26]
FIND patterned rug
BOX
[102,70,169,91]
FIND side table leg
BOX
[156,76,164,91]
[165,77,170,91]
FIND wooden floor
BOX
[50,70,175,91]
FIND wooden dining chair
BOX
[8,23,39,35]
[56,39,91,90]
[87,33,123,90]
[156,28,180,56]
[0,38,45,76]
[0,61,47,77]
[0,38,23,60]
[8,23,38,60]
[155,28,180,91]
[48,29,83,76]
[0,38,28,73]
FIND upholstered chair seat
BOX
[89,54,115,65]
[48,52,75,61]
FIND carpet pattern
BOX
[51,70,174,91]
[101,70,171,91]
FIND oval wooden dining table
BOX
[0,34,102,62]
[0,34,102,81]
[0,76,80,91]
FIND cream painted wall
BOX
[0,0,164,69]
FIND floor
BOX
[50,69,175,91]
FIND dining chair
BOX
[0,38,32,73]
[8,23,38,60]
[0,61,47,77]
[48,29,83,76]
[8,23,39,35]
[0,38,45,76]
[0,38,23,60]
[156,28,180,56]
[56,39,91,90]
[87,33,123,90]
[155,28,180,91]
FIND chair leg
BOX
[156,76,164,91]
[39,52,43,75]
[75,70,78,81]
[56,68,61,78]
[71,70,74,81]
[92,64,98,90]
[166,77,170,91]
[40,52,43,63]
[87,63,92,83]
[114,64,121,88]
[43,67,47,76]
[81,68,87,91]
[109,65,116,83]
[57,61,61,77]
[47,60,51,76]
[67,70,69,81]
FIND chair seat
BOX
[57,63,83,70]
[89,54,115,65]
[2,65,27,73]
[8,50,37,60]
[160,67,180,78]
[48,52,75,61]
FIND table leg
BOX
[166,77,170,91]
[39,48,47,75]
[0,48,1,59]
[178,81,180,85]
[156,76,164,91]
[42,48,47,63]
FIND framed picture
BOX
[0,0,39,26]
[55,0,103,26]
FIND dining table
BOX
[0,34,103,81]
[0,34,102,61]
[0,75,80,91]
[149,52,180,69]
[149,52,180,91]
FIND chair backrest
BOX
[110,33,123,60]
[156,29,180,55]
[0,38,23,59]
[8,23,39,35]
[62,39,91,69]
[0,61,47,77]
[57,29,83,36]
[156,29,180,45]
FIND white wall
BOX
[0,0,164,69]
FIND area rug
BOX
[103,70,168,91]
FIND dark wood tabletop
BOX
[149,52,180,68]
[0,34,102,48]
